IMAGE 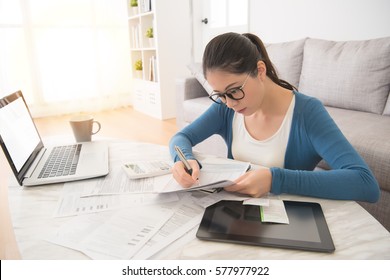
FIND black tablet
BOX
[196,200,335,253]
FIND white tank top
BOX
[232,95,295,168]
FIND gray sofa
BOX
[175,37,390,231]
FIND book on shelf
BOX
[148,55,158,82]
[131,24,141,48]
[139,0,152,13]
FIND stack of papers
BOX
[47,142,287,259]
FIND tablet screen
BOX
[197,200,335,252]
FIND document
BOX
[48,204,175,259]
[132,194,204,259]
[160,159,250,193]
[54,179,178,217]
[243,198,270,206]
[194,190,250,208]
[260,199,289,224]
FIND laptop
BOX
[0,90,109,186]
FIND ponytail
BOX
[242,33,296,91]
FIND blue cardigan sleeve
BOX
[270,94,380,202]
[169,103,233,162]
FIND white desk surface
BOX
[6,140,390,260]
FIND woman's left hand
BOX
[224,168,272,197]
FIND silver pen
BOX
[174,145,193,175]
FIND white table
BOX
[6,140,390,260]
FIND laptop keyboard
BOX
[38,144,82,178]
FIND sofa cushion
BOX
[183,96,211,124]
[187,63,213,94]
[299,37,390,114]
[325,106,390,192]
[265,38,306,89]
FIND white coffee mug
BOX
[69,115,101,142]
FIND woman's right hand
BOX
[171,160,200,188]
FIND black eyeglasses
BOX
[209,73,250,104]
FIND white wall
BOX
[249,0,390,43]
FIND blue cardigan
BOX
[169,92,380,202]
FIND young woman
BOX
[169,32,379,202]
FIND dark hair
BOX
[202,32,296,91]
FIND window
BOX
[209,0,248,28]
[0,0,132,117]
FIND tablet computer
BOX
[196,200,335,253]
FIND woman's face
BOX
[206,69,264,116]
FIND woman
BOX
[169,32,379,202]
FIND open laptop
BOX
[0,90,109,186]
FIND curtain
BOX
[0,0,132,117]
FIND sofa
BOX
[175,36,390,231]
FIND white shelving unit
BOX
[127,0,191,120]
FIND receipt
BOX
[260,199,289,224]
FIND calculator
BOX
[122,160,172,179]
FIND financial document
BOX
[54,179,178,217]
[160,160,250,193]
[133,194,204,259]
[48,204,175,259]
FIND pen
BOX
[174,145,193,175]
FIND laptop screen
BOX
[0,91,41,173]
